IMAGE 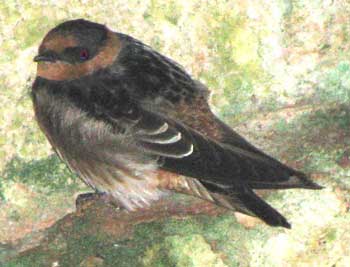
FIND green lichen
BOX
[2,155,80,195]
[317,61,350,105]
[163,235,227,267]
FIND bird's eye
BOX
[79,49,89,60]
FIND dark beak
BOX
[34,55,53,62]
[33,51,58,62]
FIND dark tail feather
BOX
[202,182,292,228]
[231,188,291,228]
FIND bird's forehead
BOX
[39,33,78,52]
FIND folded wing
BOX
[97,99,321,228]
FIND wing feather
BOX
[100,103,319,190]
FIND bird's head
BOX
[34,19,121,81]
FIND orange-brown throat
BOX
[36,30,121,81]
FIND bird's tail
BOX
[226,187,291,228]
[202,182,292,228]
[176,172,322,229]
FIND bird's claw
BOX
[75,192,122,211]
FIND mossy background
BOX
[1,0,349,266]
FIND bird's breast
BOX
[32,84,165,210]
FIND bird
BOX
[31,19,322,229]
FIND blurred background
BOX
[0,0,349,266]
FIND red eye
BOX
[79,49,89,60]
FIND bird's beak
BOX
[34,55,53,62]
[33,51,58,63]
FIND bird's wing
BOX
[152,80,319,190]
[90,93,321,228]
[100,103,299,227]
[100,101,320,191]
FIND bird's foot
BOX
[75,192,104,209]
[75,192,121,211]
